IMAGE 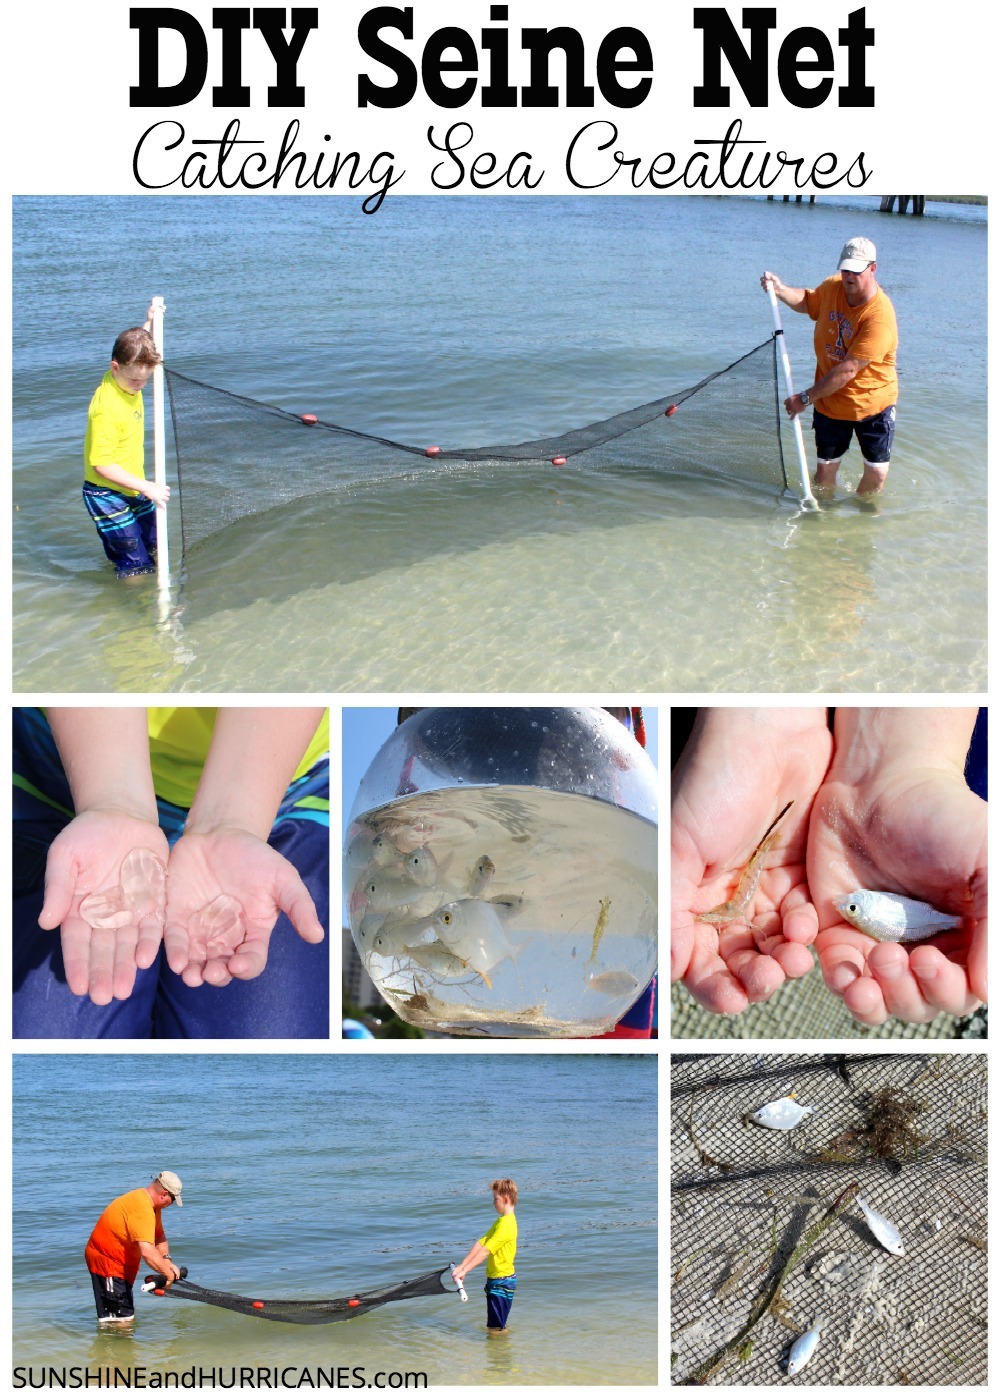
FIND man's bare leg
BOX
[857,460,889,495]
[814,458,840,492]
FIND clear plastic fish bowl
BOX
[344,707,658,1037]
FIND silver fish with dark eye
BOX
[836,889,963,943]
[787,1317,825,1376]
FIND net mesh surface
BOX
[671,972,988,1041]
[149,1266,452,1325]
[671,1053,987,1386]
[165,337,789,555]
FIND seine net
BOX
[671,1053,987,1386]
[164,336,790,556]
[145,1266,453,1325]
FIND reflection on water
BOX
[13,1055,657,1385]
[13,195,986,691]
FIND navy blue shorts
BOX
[12,708,330,1040]
[90,1273,135,1320]
[82,484,157,578]
[813,405,896,466]
[485,1275,516,1330]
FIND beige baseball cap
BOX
[155,1171,183,1205]
[838,236,876,271]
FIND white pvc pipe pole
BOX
[766,283,819,511]
[149,295,170,602]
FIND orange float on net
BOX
[348,1299,361,1307]
[301,414,318,425]
[425,445,442,457]
[253,1300,265,1309]
[665,404,678,417]
[552,456,567,466]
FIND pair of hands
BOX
[38,810,325,1006]
[671,710,986,1027]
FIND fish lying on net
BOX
[144,1266,455,1324]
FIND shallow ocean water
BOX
[12,195,986,691]
[13,1053,657,1386]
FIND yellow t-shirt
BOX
[84,370,146,495]
[479,1212,517,1278]
[147,708,329,809]
[85,1188,165,1282]
[805,276,898,421]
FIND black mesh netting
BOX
[165,337,789,555]
[671,1054,987,1386]
[146,1266,453,1325]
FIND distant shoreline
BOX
[928,196,987,205]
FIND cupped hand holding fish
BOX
[808,709,986,1026]
[671,708,834,1014]
[163,830,325,987]
[38,810,171,1006]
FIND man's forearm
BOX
[139,1241,176,1275]
[776,284,808,312]
[808,357,864,404]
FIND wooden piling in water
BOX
[879,196,926,214]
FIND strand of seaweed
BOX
[678,1183,861,1385]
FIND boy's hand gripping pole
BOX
[149,295,170,605]
[766,281,819,512]
[450,1264,469,1302]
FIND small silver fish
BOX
[356,911,385,947]
[399,846,439,887]
[370,832,401,866]
[749,1094,818,1131]
[432,899,516,978]
[403,939,470,978]
[856,1195,905,1256]
[787,1317,826,1376]
[584,968,642,998]
[836,890,963,943]
[344,830,398,874]
[361,872,431,913]
[468,855,496,898]
[369,910,437,957]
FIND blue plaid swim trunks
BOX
[82,483,157,578]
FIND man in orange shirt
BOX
[762,238,899,495]
[85,1172,183,1324]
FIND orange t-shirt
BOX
[805,276,898,421]
[85,1188,164,1281]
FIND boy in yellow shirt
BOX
[83,310,170,578]
[452,1179,518,1332]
